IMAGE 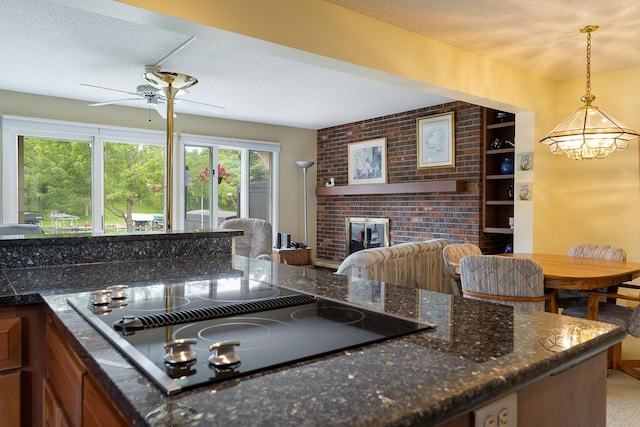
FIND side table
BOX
[272,248,313,267]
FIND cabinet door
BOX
[0,317,21,371]
[0,371,21,427]
[44,322,85,426]
[82,373,130,427]
[43,379,72,427]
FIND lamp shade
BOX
[295,161,315,169]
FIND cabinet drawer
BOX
[45,322,85,426]
[0,317,21,371]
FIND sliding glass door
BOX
[183,144,274,230]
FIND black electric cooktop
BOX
[67,277,433,395]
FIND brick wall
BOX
[315,101,510,264]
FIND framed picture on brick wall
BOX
[348,138,387,185]
[417,112,455,169]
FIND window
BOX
[22,136,92,231]
[104,141,165,232]
[2,116,279,236]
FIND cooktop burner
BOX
[67,278,433,395]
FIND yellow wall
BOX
[0,90,318,249]
[535,67,640,259]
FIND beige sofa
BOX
[336,238,454,294]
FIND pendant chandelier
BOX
[539,25,640,160]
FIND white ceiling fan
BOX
[82,82,175,118]
[82,37,225,119]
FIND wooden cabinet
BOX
[0,371,21,426]
[482,108,515,234]
[44,318,128,427]
[43,379,72,427]
[44,320,85,426]
[0,316,22,427]
[83,372,130,427]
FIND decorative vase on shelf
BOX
[500,157,514,174]
[507,184,514,200]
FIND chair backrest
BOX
[442,243,482,296]
[459,255,546,310]
[627,304,640,338]
[568,244,626,261]
[336,239,454,294]
[219,218,272,260]
[0,224,45,236]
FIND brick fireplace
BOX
[346,217,390,256]
[315,101,510,265]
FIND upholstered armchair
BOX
[442,243,482,296]
[219,218,272,260]
[459,255,557,311]
[336,239,453,294]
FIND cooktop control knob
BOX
[114,315,143,334]
[90,289,111,306]
[107,284,128,299]
[164,338,198,366]
[208,340,241,368]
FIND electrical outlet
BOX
[473,392,517,427]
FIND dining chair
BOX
[559,244,628,308]
[568,244,627,261]
[442,243,482,296]
[459,255,557,311]
[219,218,273,260]
[562,288,640,380]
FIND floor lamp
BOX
[295,161,314,246]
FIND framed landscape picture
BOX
[417,112,455,169]
[348,138,387,185]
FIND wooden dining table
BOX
[504,253,640,320]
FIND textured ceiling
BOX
[1,0,639,129]
[328,0,640,82]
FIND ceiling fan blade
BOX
[153,102,171,119]
[176,98,225,114]
[89,98,142,107]
[81,83,138,96]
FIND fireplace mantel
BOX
[316,180,465,196]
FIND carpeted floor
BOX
[606,336,640,426]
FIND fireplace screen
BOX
[346,217,390,256]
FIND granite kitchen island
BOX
[0,232,626,426]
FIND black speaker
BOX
[282,233,291,248]
[276,233,282,249]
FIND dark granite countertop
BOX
[0,255,626,426]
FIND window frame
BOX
[2,115,280,237]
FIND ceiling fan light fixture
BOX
[539,25,640,160]
[142,68,198,92]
